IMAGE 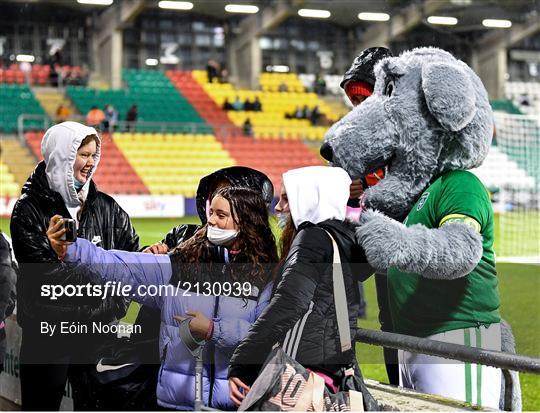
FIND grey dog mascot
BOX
[321,47,521,410]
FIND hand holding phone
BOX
[47,215,76,257]
[60,218,77,242]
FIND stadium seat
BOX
[113,132,235,196]
[0,84,47,133]
[66,70,212,134]
[190,70,338,141]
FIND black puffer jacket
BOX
[10,161,139,329]
[229,219,373,385]
[162,166,274,249]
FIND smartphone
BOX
[60,218,77,242]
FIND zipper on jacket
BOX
[208,247,226,407]
[207,295,219,407]
[159,342,169,384]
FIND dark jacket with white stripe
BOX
[228,219,373,385]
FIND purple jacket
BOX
[66,238,272,410]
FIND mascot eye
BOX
[384,80,395,97]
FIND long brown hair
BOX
[279,214,297,262]
[176,187,278,285]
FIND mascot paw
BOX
[356,209,404,270]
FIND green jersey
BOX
[387,170,501,337]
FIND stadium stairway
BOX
[34,87,75,120]
[0,137,36,188]
[165,70,243,138]
[24,131,149,195]
[221,137,322,193]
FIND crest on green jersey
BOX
[416,192,430,211]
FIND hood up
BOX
[195,166,274,224]
[41,121,100,208]
[283,166,351,229]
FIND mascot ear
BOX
[422,62,477,132]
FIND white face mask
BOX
[207,225,239,246]
[277,212,290,230]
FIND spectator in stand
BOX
[80,65,90,86]
[232,96,243,111]
[206,59,219,83]
[301,105,310,119]
[56,104,71,123]
[49,64,60,87]
[253,97,262,112]
[126,104,138,132]
[310,105,321,126]
[52,49,63,66]
[242,118,253,137]
[103,104,118,133]
[315,74,327,95]
[86,106,105,129]
[278,81,288,92]
[222,98,233,111]
[20,61,32,85]
[244,98,253,111]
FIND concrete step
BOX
[34,89,74,119]
[366,380,486,411]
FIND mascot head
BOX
[321,47,493,220]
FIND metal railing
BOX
[17,114,51,143]
[355,328,539,374]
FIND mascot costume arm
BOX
[357,209,482,279]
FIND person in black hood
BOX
[144,166,274,254]
[228,166,375,409]
[338,46,400,386]
[340,46,393,106]
[10,121,140,410]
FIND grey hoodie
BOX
[41,121,101,224]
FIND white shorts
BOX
[399,323,501,409]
